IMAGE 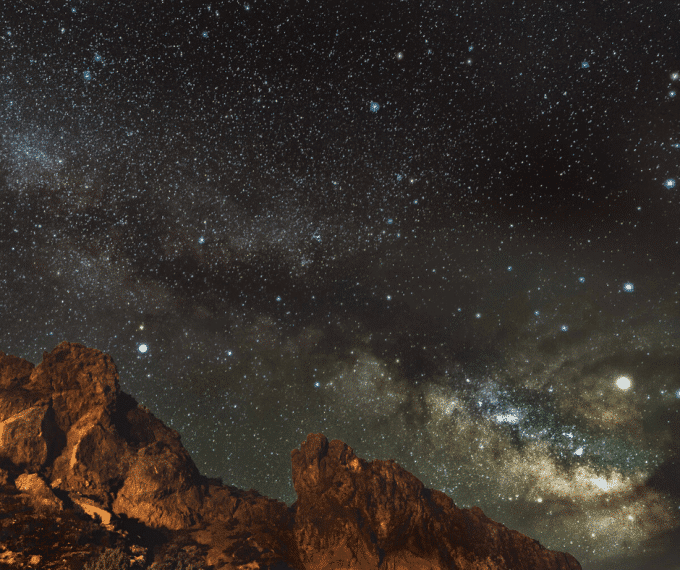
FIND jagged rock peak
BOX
[1,342,120,434]
[291,433,582,570]
[0,342,296,569]
[0,344,582,569]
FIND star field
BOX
[1,2,680,568]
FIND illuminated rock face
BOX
[0,342,581,570]
[0,341,208,530]
[290,433,582,570]
[0,342,295,569]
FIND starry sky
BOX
[1,1,680,568]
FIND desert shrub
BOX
[82,547,131,570]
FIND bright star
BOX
[138,344,148,354]
[616,376,632,390]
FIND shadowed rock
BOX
[0,342,581,569]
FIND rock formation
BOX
[290,434,581,570]
[0,342,582,570]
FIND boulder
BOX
[0,401,59,473]
[14,472,64,512]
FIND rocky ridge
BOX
[0,342,582,570]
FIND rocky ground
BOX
[0,470,218,569]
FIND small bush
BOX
[82,547,131,570]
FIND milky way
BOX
[1,2,680,568]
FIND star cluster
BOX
[1,1,680,568]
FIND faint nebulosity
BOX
[1,1,679,568]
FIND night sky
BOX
[2,1,680,568]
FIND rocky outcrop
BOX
[0,342,294,569]
[0,341,209,529]
[290,433,581,570]
[0,342,581,570]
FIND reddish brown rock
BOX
[0,342,295,569]
[0,342,209,528]
[291,434,581,570]
[0,343,582,570]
